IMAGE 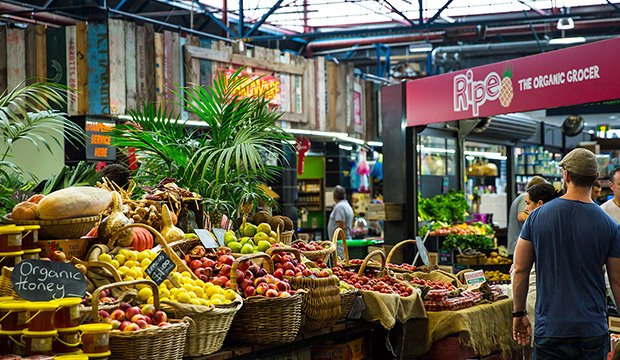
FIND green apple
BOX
[269,231,277,239]
[224,230,237,245]
[228,241,242,253]
[257,240,271,252]
[241,223,257,237]
[241,243,254,254]
[257,223,271,234]
[254,232,269,242]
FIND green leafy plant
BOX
[442,233,494,251]
[418,189,470,223]
[109,68,293,221]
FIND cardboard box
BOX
[311,337,366,360]
[367,203,403,221]
[368,245,403,264]
[37,238,89,260]
[609,316,620,333]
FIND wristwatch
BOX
[512,310,528,317]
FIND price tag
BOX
[464,270,486,286]
[11,259,87,301]
[11,189,35,203]
[145,252,176,286]
[212,228,227,247]
[194,229,219,248]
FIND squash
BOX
[38,187,112,220]
[130,227,154,252]
[160,204,185,243]
[98,191,133,247]
[27,194,45,204]
[11,201,39,220]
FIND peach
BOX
[275,281,287,292]
[131,314,145,323]
[119,321,132,331]
[136,319,148,329]
[265,289,278,297]
[98,310,111,323]
[144,316,152,325]
[141,304,156,317]
[119,302,132,312]
[110,309,125,322]
[256,283,269,295]
[279,291,291,297]
[125,307,141,320]
[123,323,140,332]
[274,268,284,279]
[111,320,122,329]
[244,286,256,298]
[153,311,167,325]
[158,322,171,327]
[254,277,267,287]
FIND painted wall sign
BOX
[46,27,67,112]
[406,38,620,127]
[87,23,110,115]
[11,259,87,301]
[66,26,78,115]
[218,69,281,105]
[85,117,116,161]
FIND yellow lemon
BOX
[140,258,152,268]
[160,297,170,302]
[193,286,204,298]
[171,288,185,296]
[170,272,182,283]
[114,254,126,265]
[110,260,120,269]
[205,286,220,299]
[210,294,226,303]
[163,279,174,289]
[98,253,112,263]
[123,275,135,282]
[190,298,201,305]
[202,293,211,300]
[195,279,205,288]
[184,278,196,287]
[138,287,153,301]
[126,251,138,261]
[146,296,154,304]
[182,283,194,292]
[149,251,158,261]
[210,298,223,305]
[223,289,237,301]
[137,251,150,262]
[187,291,197,299]
[204,282,214,288]
[132,267,145,277]
[159,288,171,298]
[198,298,209,306]
[118,266,130,275]
[181,271,192,278]
[124,260,136,268]
[119,249,129,257]
[124,269,137,279]
[223,299,231,304]
[176,292,191,303]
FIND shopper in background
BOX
[513,148,620,360]
[327,185,354,240]
[592,180,602,205]
[601,168,620,218]
[507,176,547,257]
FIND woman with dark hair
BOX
[514,183,562,360]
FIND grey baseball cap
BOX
[558,148,598,177]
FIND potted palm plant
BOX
[110,68,293,227]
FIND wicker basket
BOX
[92,279,190,360]
[292,239,335,263]
[331,228,351,268]
[228,253,303,344]
[3,214,99,239]
[366,239,418,273]
[338,288,358,321]
[280,230,295,245]
[0,266,19,299]
[161,294,243,357]
[269,247,341,330]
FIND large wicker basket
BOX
[228,253,303,344]
[3,214,99,239]
[0,266,19,299]
[280,230,295,245]
[330,228,359,320]
[161,294,243,357]
[365,239,417,273]
[92,279,190,360]
[292,238,335,263]
[270,247,341,330]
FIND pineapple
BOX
[499,65,513,108]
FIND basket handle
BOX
[266,246,302,263]
[357,249,386,277]
[230,253,274,293]
[386,239,416,265]
[437,269,466,288]
[71,257,129,290]
[108,223,196,281]
[456,269,474,284]
[331,228,349,266]
[92,279,160,322]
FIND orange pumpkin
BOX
[11,201,39,220]
[130,227,154,252]
[27,194,45,204]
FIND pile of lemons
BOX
[98,249,237,306]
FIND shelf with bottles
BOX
[515,145,562,178]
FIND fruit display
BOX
[225,223,277,254]
[331,266,413,297]
[484,270,511,281]
[291,241,330,252]
[98,302,172,331]
[407,277,456,291]
[386,263,417,272]
[481,252,512,265]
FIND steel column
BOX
[418,0,423,25]
[239,0,244,38]
[245,0,284,38]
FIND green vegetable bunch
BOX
[441,233,494,251]
[418,189,469,224]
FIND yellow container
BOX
[54,326,81,354]
[55,354,89,360]
[0,329,23,355]
[23,247,42,260]
[0,250,23,267]
[86,350,111,360]
[22,329,57,356]
[0,225,24,253]
[79,323,111,354]
[0,300,30,330]
[21,224,40,249]
[25,301,58,332]
[52,297,82,329]
[0,296,14,302]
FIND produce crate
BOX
[311,336,367,360]
[455,254,486,265]
[367,203,403,221]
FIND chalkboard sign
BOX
[194,229,219,249]
[11,259,87,301]
[145,251,175,286]
[212,228,227,247]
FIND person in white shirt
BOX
[601,167,620,222]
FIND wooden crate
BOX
[367,203,403,221]
[609,316,620,333]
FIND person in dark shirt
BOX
[513,148,620,360]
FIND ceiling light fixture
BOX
[408,42,433,53]
[557,17,574,30]
[548,36,585,45]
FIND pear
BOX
[241,243,254,254]
[224,230,237,245]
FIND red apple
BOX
[184,254,191,264]
[225,280,231,288]
[271,254,282,264]
[236,270,245,283]
[110,309,125,322]
[283,262,295,271]
[244,286,256,297]
[257,268,268,277]
[220,264,231,276]
[141,304,156,317]
[98,310,111,324]
[319,270,330,278]
[311,270,320,277]
[279,291,291,297]
[284,269,295,277]
[190,259,203,271]
[248,264,261,276]
[240,278,252,290]
[199,274,210,283]
[153,311,167,325]
[238,260,251,272]
[194,268,205,278]
[119,303,132,312]
[136,319,148,329]
[276,263,284,269]
[219,255,234,266]
[111,320,121,329]
[125,307,141,320]
[244,270,254,280]
[265,289,278,297]
[302,269,311,277]
[123,323,140,332]
[119,321,132,331]
[202,258,215,268]
[256,283,269,295]
[274,268,284,279]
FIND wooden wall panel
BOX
[76,22,88,115]
[0,26,7,96]
[47,27,67,112]
[144,24,156,105]
[87,22,110,115]
[365,81,377,141]
[25,26,36,84]
[199,40,212,88]
[178,35,187,120]
[304,58,316,128]
[65,26,78,115]
[315,57,326,131]
[7,28,26,91]
[108,19,126,115]
[154,32,164,108]
[35,25,46,83]
[125,21,137,112]
[135,25,146,108]
[171,31,181,115]
[326,62,338,132]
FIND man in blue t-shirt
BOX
[513,148,620,360]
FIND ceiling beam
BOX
[426,0,454,25]
[245,0,284,38]
[383,0,415,27]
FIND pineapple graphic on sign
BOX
[499,65,513,108]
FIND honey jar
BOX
[52,297,82,329]
[20,225,40,250]
[79,324,111,355]
[0,250,24,267]
[25,302,58,332]
[0,329,23,355]
[85,350,111,360]
[0,300,30,330]
[22,248,42,260]
[21,329,57,356]
[53,326,81,354]
[0,225,24,253]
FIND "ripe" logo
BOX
[453,66,514,116]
